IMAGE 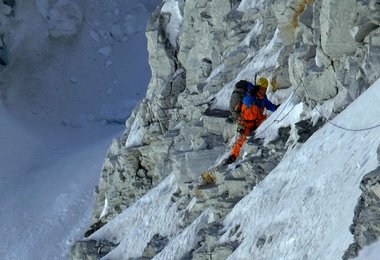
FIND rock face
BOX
[343,148,380,259]
[71,0,380,259]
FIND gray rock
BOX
[343,162,380,259]
[70,240,117,260]
[320,0,357,59]
[295,118,324,143]
[141,234,169,258]
[363,30,380,83]
[301,58,338,103]
[354,22,379,43]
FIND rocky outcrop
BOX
[0,0,14,67]
[72,129,290,259]
[71,239,117,260]
[343,147,380,259]
[320,0,357,60]
[71,0,380,259]
[175,131,290,259]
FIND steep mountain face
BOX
[72,0,380,259]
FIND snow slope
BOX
[87,78,380,259]
[0,123,118,260]
[0,0,160,259]
[221,78,380,259]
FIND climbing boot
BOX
[223,155,236,165]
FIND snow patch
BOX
[89,174,182,259]
[125,115,145,148]
[154,208,215,260]
[99,196,109,220]
[161,0,183,47]
[240,19,264,48]
[98,46,112,57]
[212,29,282,111]
[237,0,266,12]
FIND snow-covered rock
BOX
[71,0,380,259]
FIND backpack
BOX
[229,80,260,120]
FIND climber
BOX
[224,77,278,165]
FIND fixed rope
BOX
[254,78,303,137]
[301,81,380,132]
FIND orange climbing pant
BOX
[231,120,257,158]
[230,113,267,159]
[230,94,270,159]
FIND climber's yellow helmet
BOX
[257,77,269,89]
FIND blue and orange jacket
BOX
[240,91,277,125]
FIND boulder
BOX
[320,0,357,60]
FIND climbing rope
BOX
[253,78,303,137]
[301,81,380,132]
[255,77,380,137]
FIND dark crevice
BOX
[0,35,8,66]
[3,0,15,8]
